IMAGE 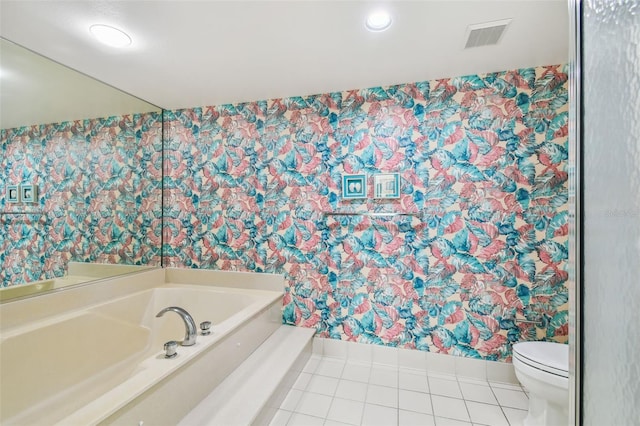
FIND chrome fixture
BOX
[200,321,212,335]
[163,340,178,358]
[323,211,422,218]
[156,306,197,346]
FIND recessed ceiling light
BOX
[366,10,392,32]
[89,24,132,48]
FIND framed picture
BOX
[20,184,38,203]
[373,173,400,199]
[342,174,367,199]
[6,184,20,203]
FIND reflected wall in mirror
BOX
[0,38,163,296]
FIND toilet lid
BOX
[513,341,569,378]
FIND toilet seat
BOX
[513,341,569,378]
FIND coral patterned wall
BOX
[1,112,163,287]
[163,65,569,361]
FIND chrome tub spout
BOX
[155,306,197,346]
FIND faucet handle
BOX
[164,340,178,358]
[200,321,212,336]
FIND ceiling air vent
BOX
[464,19,512,49]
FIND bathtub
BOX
[0,277,283,425]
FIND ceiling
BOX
[0,1,568,111]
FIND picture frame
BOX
[342,174,367,199]
[6,184,20,203]
[20,184,38,204]
[373,173,400,199]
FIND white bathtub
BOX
[0,277,283,425]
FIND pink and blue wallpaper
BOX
[1,112,163,287]
[163,64,568,361]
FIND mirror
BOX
[0,38,163,301]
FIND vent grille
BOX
[464,19,512,49]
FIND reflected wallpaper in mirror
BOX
[0,38,163,293]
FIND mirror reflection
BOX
[0,38,163,300]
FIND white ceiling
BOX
[0,1,568,111]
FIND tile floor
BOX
[271,355,529,426]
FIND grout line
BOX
[455,376,473,424]
[396,362,400,426]
[427,385,436,424]
[488,384,515,426]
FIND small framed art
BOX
[20,184,38,204]
[373,173,400,199]
[342,174,366,199]
[6,185,20,203]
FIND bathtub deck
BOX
[179,325,315,426]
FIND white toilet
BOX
[512,341,569,426]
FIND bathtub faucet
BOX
[156,306,198,346]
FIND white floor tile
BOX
[279,355,529,426]
[465,401,509,426]
[365,384,398,408]
[303,356,321,374]
[502,407,528,426]
[456,376,490,386]
[315,358,346,378]
[399,366,428,376]
[399,389,433,414]
[399,409,435,426]
[341,362,371,383]
[334,379,368,402]
[292,372,312,390]
[269,409,292,426]
[288,412,325,426]
[399,370,430,393]
[489,381,524,391]
[281,389,304,411]
[370,366,399,387]
[361,403,399,426]
[326,397,364,425]
[434,417,472,426]
[306,375,340,396]
[324,420,354,426]
[491,388,529,410]
[295,392,333,418]
[428,377,463,399]
[427,369,458,378]
[458,382,498,405]
[431,395,470,422]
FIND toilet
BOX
[512,341,569,426]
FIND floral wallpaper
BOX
[163,64,569,361]
[0,112,163,287]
